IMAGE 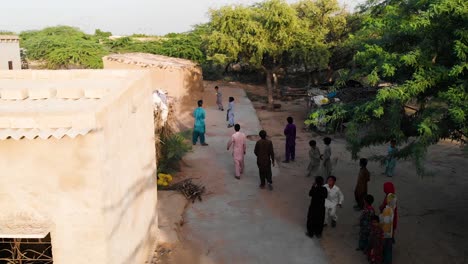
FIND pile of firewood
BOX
[161,179,205,203]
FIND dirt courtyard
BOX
[162,81,468,264]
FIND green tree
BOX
[20,26,108,69]
[104,31,205,63]
[306,0,468,174]
[94,29,112,40]
[207,0,300,106]
[289,0,347,85]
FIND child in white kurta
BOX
[323,176,344,227]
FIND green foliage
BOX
[289,0,340,73]
[306,0,468,175]
[19,26,206,69]
[158,132,192,173]
[94,29,112,40]
[104,32,205,63]
[0,31,15,35]
[206,0,301,104]
[20,26,108,69]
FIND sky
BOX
[0,0,363,36]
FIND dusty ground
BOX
[161,81,468,264]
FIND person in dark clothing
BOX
[282,116,296,163]
[354,158,371,210]
[254,130,275,190]
[306,176,328,238]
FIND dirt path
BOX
[164,85,328,264]
[165,81,468,264]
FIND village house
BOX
[0,35,21,70]
[0,70,158,264]
[103,53,204,102]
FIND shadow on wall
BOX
[102,161,157,264]
[122,210,157,264]
[174,69,205,131]
[103,161,155,239]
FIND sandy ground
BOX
[161,81,468,264]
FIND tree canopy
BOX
[306,0,468,174]
[20,26,107,69]
[206,0,301,105]
[206,0,350,105]
[19,26,206,69]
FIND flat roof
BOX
[0,35,19,40]
[0,70,149,139]
[104,53,198,69]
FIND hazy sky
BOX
[0,0,363,35]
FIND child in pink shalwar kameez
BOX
[227,124,247,179]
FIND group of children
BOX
[216,85,398,263]
[356,179,398,264]
[306,175,344,238]
[305,138,398,264]
[305,137,344,236]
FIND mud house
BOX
[103,53,204,101]
[0,70,157,264]
[0,35,21,70]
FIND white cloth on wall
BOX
[153,89,169,127]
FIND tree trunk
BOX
[273,73,279,97]
[266,70,274,108]
[326,65,334,83]
[304,65,312,87]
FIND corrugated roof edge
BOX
[0,128,94,140]
[0,35,20,40]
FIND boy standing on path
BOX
[254,130,275,190]
[307,140,321,177]
[283,117,296,163]
[215,86,224,111]
[323,176,344,228]
[321,137,332,177]
[227,124,247,180]
[306,176,328,238]
[227,97,235,128]
[354,158,371,210]
[192,100,208,146]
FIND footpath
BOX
[174,87,328,264]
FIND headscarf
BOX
[383,182,395,194]
[381,182,398,233]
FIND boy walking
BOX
[321,137,332,178]
[254,130,275,190]
[192,100,208,146]
[307,140,321,177]
[227,124,246,180]
[354,158,371,210]
[306,176,327,238]
[227,97,235,128]
[283,117,296,163]
[215,86,224,111]
[323,176,344,228]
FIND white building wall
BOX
[0,39,21,70]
